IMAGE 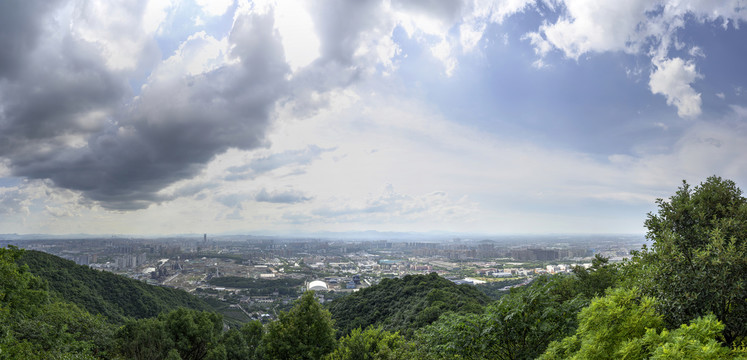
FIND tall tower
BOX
[204,233,207,243]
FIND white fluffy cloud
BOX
[532,0,654,59]
[649,57,703,118]
[521,0,747,118]
[526,0,747,60]
[194,0,233,17]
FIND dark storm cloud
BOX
[0,0,392,211]
[1,7,290,210]
[0,0,63,80]
[0,35,128,157]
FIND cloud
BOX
[247,145,331,174]
[0,0,64,80]
[270,0,320,71]
[0,30,128,163]
[390,0,533,75]
[391,0,464,25]
[649,57,703,118]
[2,0,745,228]
[71,0,167,71]
[310,185,476,224]
[518,0,746,117]
[0,186,32,215]
[689,46,705,58]
[459,21,486,52]
[308,0,388,66]
[533,0,654,59]
[214,192,253,209]
[430,39,457,75]
[255,188,312,204]
[0,179,78,217]
[258,89,747,233]
[225,145,334,180]
[1,0,424,211]
[525,0,747,61]
[1,5,290,210]
[195,0,233,17]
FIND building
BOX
[307,280,328,291]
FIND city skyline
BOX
[1,0,747,236]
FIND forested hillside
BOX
[18,250,212,323]
[328,272,489,337]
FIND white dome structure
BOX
[307,280,328,291]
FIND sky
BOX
[1,0,747,236]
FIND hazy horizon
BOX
[2,0,746,236]
[1,230,648,241]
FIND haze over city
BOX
[2,0,747,236]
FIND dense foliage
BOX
[262,291,337,359]
[1,246,116,359]
[540,289,741,359]
[328,272,490,337]
[326,326,410,360]
[18,250,212,324]
[636,176,747,344]
[410,272,607,360]
[116,308,225,360]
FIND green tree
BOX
[571,254,619,299]
[328,273,489,338]
[481,275,585,360]
[12,301,115,357]
[115,308,224,360]
[413,275,586,360]
[540,288,744,360]
[163,308,224,360]
[640,176,747,344]
[1,246,110,360]
[621,315,743,359]
[262,291,336,360]
[18,250,211,324]
[0,246,48,316]
[540,287,663,360]
[409,312,487,359]
[222,321,263,360]
[116,317,174,360]
[325,326,410,360]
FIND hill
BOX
[328,273,491,337]
[17,250,212,324]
